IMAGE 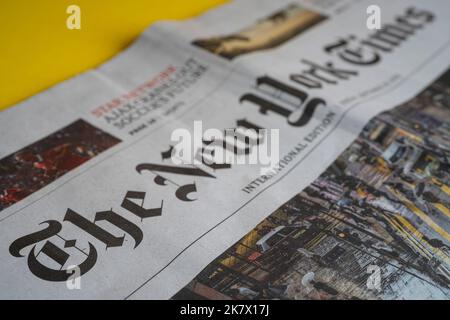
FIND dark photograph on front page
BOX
[174,68,450,300]
[0,119,121,212]
[192,4,327,60]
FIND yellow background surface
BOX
[0,0,226,111]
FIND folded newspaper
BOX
[1,0,450,299]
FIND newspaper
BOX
[1,0,449,299]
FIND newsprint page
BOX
[1,0,450,300]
